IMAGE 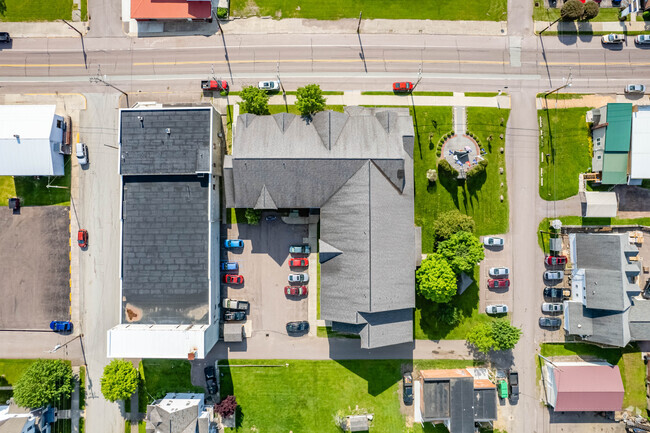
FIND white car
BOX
[635,34,650,45]
[288,273,309,283]
[483,236,504,247]
[485,304,508,315]
[489,267,510,278]
[543,270,564,281]
[625,84,646,94]
[76,142,88,165]
[542,303,564,313]
[601,33,625,44]
[258,80,280,91]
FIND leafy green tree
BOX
[436,304,464,326]
[239,86,270,115]
[245,208,262,225]
[13,360,73,409]
[295,84,326,116]
[416,253,457,303]
[583,1,600,19]
[100,360,139,403]
[561,0,584,20]
[437,159,458,178]
[466,322,495,353]
[491,320,522,350]
[431,210,475,243]
[436,231,484,274]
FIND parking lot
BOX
[223,214,312,338]
[0,206,70,329]
[480,234,513,315]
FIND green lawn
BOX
[79,365,86,411]
[537,93,589,100]
[0,0,73,21]
[0,176,17,206]
[464,92,500,97]
[541,343,646,411]
[539,107,592,201]
[219,359,481,433]
[231,0,507,21]
[0,359,39,402]
[533,4,621,22]
[138,360,204,411]
[80,0,87,20]
[0,156,72,206]
[361,91,454,96]
[414,106,509,253]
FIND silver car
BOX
[635,35,650,45]
[543,270,564,281]
[288,273,309,283]
[601,33,625,44]
[483,236,504,247]
[541,302,564,313]
[76,142,88,165]
[486,304,508,315]
[489,267,510,278]
[258,80,280,91]
[625,84,646,94]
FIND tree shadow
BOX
[467,168,487,195]
[412,105,423,160]
[438,173,459,210]
[334,360,408,397]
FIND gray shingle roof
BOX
[473,388,497,421]
[566,301,630,347]
[145,399,200,433]
[422,376,475,433]
[120,108,211,175]
[629,299,650,340]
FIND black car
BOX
[402,373,413,405]
[543,287,570,302]
[224,310,245,321]
[508,370,519,401]
[539,317,562,328]
[204,366,218,395]
[0,32,11,43]
[286,321,309,333]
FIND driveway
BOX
[0,206,70,329]
[480,234,513,314]
[223,214,309,338]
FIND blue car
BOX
[221,262,239,271]
[50,321,72,332]
[224,239,244,248]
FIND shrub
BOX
[431,210,475,242]
[583,1,599,19]
[438,159,458,178]
[245,209,262,225]
[426,169,438,183]
[467,159,488,179]
[216,7,228,19]
[561,0,584,21]
[215,395,237,418]
[436,304,464,326]
[101,360,139,403]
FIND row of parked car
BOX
[539,254,570,328]
[286,244,311,334]
[484,237,510,315]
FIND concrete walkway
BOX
[453,105,466,134]
[71,366,80,433]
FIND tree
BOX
[416,253,457,303]
[13,360,73,409]
[437,159,458,178]
[436,231,484,274]
[466,159,488,179]
[239,86,269,115]
[561,0,584,21]
[583,1,600,20]
[245,208,261,225]
[466,323,495,353]
[295,84,326,116]
[466,320,522,353]
[431,210,475,242]
[426,169,438,183]
[100,360,139,403]
[436,304,464,326]
[215,395,237,418]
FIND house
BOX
[131,0,212,21]
[542,362,624,412]
[588,103,650,185]
[223,107,421,349]
[564,233,650,347]
[107,106,224,360]
[0,401,55,433]
[145,393,215,433]
[0,105,67,176]
[418,368,497,433]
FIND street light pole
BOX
[539,16,561,35]
[89,66,129,106]
[411,64,423,92]
[276,61,286,97]
[357,11,362,33]
[544,71,573,97]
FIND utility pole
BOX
[61,19,82,37]
[276,61,286,97]
[411,63,423,92]
[89,65,129,106]
[357,11,362,33]
[544,70,573,98]
[539,16,561,35]
[213,11,223,33]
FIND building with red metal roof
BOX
[131,0,212,21]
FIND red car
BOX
[393,82,414,93]
[223,274,244,284]
[545,256,567,266]
[77,229,88,248]
[289,258,309,267]
[201,80,228,91]
[285,285,308,296]
[488,278,510,289]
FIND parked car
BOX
[508,370,519,401]
[201,79,228,91]
[289,244,311,254]
[76,142,88,165]
[625,84,646,94]
[288,273,309,283]
[539,317,562,328]
[635,34,650,45]
[543,287,571,301]
[483,236,504,247]
[286,321,309,333]
[77,229,88,248]
[489,267,510,278]
[222,299,249,310]
[485,304,508,315]
[543,270,564,281]
[258,80,280,91]
[488,278,510,289]
[224,239,244,248]
[223,274,244,284]
[393,82,414,93]
[545,255,567,266]
[224,310,246,321]
[601,33,625,44]
[497,379,508,399]
[0,32,11,43]
[50,321,72,332]
[402,373,413,405]
[204,366,218,395]
[542,302,564,313]
[221,262,239,271]
[285,285,308,296]
[288,258,309,267]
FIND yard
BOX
[0,0,75,21]
[538,107,593,201]
[0,359,39,402]
[533,3,622,22]
[230,0,507,21]
[218,359,481,433]
[413,107,510,253]
[138,360,204,412]
[0,156,71,206]
[540,343,646,411]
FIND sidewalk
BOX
[0,21,87,38]
[534,19,650,33]
[536,94,650,109]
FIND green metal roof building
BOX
[601,103,633,185]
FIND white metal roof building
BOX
[629,106,650,183]
[582,191,618,218]
[0,105,66,176]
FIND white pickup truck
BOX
[222,299,249,311]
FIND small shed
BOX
[456,272,473,296]
[223,323,244,342]
[341,415,370,432]
[549,238,562,255]
[582,191,618,218]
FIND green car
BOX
[498,379,508,399]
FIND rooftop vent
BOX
[166,128,171,135]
